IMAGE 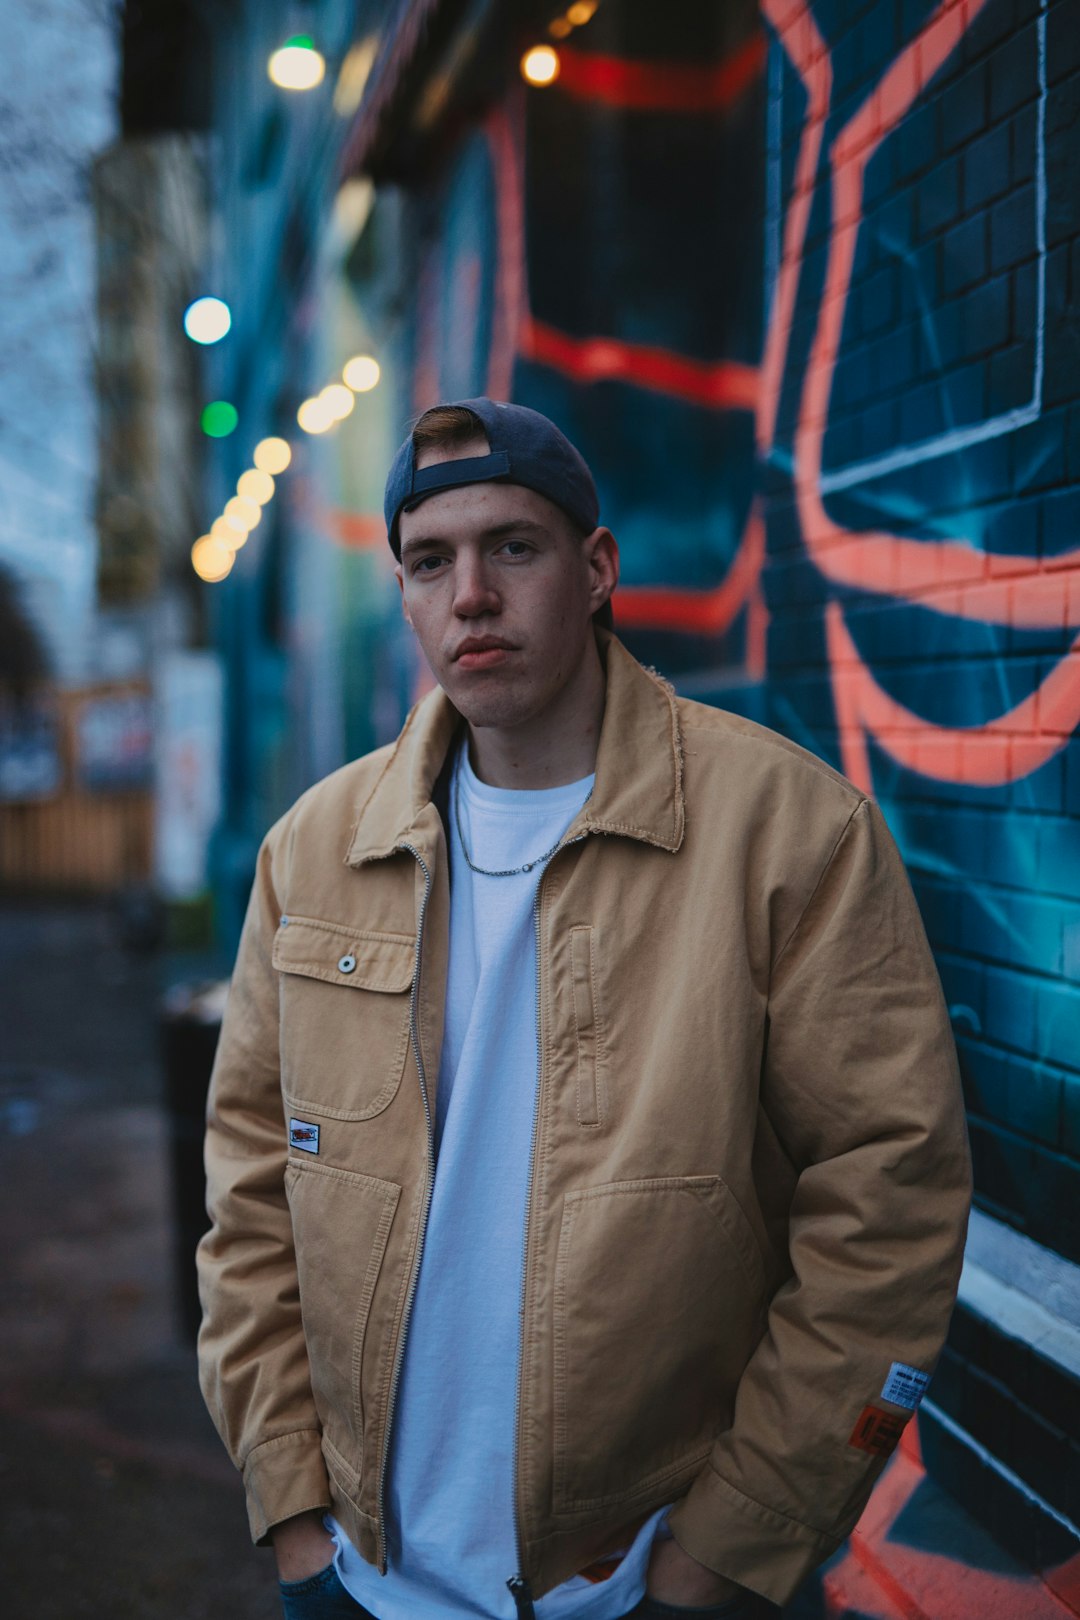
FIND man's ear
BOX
[584,526,619,617]
[394,562,413,628]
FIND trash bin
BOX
[160,980,228,1341]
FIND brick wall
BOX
[756,0,1080,1267]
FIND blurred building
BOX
[145,0,1079,1606]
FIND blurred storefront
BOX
[166,0,1079,1608]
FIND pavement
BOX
[0,897,1074,1620]
[0,899,277,1620]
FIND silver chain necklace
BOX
[453,759,592,878]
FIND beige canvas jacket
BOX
[196,629,972,1607]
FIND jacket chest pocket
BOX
[273,915,415,1120]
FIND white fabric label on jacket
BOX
[880,1361,930,1410]
[289,1119,320,1154]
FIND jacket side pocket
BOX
[570,925,603,1127]
[284,1160,401,1475]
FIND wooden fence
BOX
[0,683,153,892]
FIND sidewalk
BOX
[0,899,1073,1620]
[0,900,277,1620]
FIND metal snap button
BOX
[337,953,356,974]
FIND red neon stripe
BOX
[554,35,767,113]
[521,316,758,409]
[614,506,765,637]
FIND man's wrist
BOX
[271,1509,335,1582]
[646,1533,745,1604]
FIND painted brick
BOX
[858,263,897,335]
[988,23,1039,121]
[918,153,962,237]
[943,358,986,427]
[964,884,1064,978]
[894,100,939,184]
[1062,1075,1080,1153]
[1036,815,1080,901]
[861,396,896,456]
[958,433,1017,501]
[1039,485,1080,561]
[1066,738,1080,815]
[871,323,917,390]
[942,213,987,296]
[981,966,1039,1051]
[1007,749,1065,813]
[962,121,1011,213]
[990,188,1036,275]
[899,380,945,442]
[987,340,1036,414]
[1046,0,1080,85]
[1033,978,1080,1074]
[962,273,1010,356]
[1008,103,1038,193]
[1010,409,1067,494]
[942,61,988,153]
[968,1124,1080,1262]
[961,1041,1062,1146]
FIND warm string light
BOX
[192,437,294,583]
[521,45,560,85]
[545,1,599,47]
[296,354,381,435]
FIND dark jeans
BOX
[278,1561,763,1620]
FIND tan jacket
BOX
[196,630,972,1607]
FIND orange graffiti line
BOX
[520,316,759,410]
[1042,1548,1080,1617]
[322,509,387,549]
[613,505,765,636]
[757,0,832,458]
[791,0,1080,626]
[552,34,767,114]
[826,599,1080,790]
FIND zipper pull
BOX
[507,1573,536,1619]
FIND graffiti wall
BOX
[761,0,1080,1269]
[396,0,1080,1275]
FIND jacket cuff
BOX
[242,1429,333,1545]
[665,1465,841,1606]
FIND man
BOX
[196,398,972,1620]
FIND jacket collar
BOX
[343,628,685,868]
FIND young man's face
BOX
[395,437,617,732]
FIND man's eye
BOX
[413,555,446,573]
[501,540,531,557]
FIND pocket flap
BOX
[273,915,415,993]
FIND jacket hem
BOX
[665,1469,842,1607]
[243,1429,333,1545]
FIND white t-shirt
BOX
[330,742,672,1618]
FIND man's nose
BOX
[452,555,500,616]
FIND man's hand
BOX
[645,1534,745,1605]
[271,1509,335,1582]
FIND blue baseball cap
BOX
[383,396,600,560]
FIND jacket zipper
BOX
[375,843,435,1575]
[507,828,589,1620]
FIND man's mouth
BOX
[453,638,516,670]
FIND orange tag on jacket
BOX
[849,1404,906,1455]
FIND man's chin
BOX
[441,676,533,731]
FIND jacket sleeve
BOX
[195,820,333,1544]
[665,795,973,1605]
